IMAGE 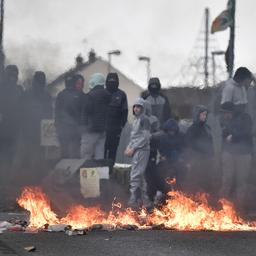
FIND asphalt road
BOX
[1,230,256,256]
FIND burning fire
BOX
[17,186,256,231]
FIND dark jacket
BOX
[152,119,185,162]
[186,106,214,156]
[0,81,24,140]
[82,85,111,133]
[55,88,85,135]
[222,112,253,155]
[142,78,171,125]
[106,88,128,132]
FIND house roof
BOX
[48,56,142,91]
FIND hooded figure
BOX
[146,118,186,201]
[80,73,111,160]
[220,101,253,213]
[13,71,53,183]
[221,67,252,112]
[55,74,85,158]
[125,98,152,210]
[21,71,52,143]
[143,77,171,125]
[0,65,24,165]
[185,105,215,195]
[186,105,213,156]
[104,73,128,165]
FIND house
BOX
[48,50,143,109]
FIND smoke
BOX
[5,39,64,88]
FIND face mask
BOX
[106,81,118,92]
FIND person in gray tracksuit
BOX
[124,98,152,210]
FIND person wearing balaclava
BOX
[185,105,215,196]
[80,73,111,160]
[0,65,24,168]
[13,71,53,184]
[55,74,85,158]
[22,71,53,141]
[143,77,171,126]
[105,72,128,166]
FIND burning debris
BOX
[12,186,256,233]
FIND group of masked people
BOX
[0,63,254,215]
[55,72,128,167]
[125,67,255,215]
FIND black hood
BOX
[106,72,119,93]
[148,77,161,96]
[32,71,46,93]
[4,65,19,85]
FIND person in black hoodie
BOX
[220,101,253,213]
[18,71,52,170]
[150,119,186,202]
[81,73,111,160]
[0,65,24,166]
[21,71,52,145]
[185,105,214,194]
[105,73,128,166]
[55,74,85,158]
[142,77,171,125]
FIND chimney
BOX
[75,54,84,66]
[88,49,96,63]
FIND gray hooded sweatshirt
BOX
[128,98,150,151]
[144,100,160,133]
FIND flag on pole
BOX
[211,0,233,34]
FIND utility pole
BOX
[0,0,4,81]
[228,0,236,77]
[212,51,225,86]
[204,8,209,87]
[138,56,151,86]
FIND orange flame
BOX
[17,186,256,231]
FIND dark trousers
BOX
[104,129,121,166]
[145,149,158,201]
[154,159,187,195]
[58,130,81,159]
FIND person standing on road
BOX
[125,98,152,210]
[220,101,253,215]
[80,73,111,161]
[221,67,252,113]
[185,105,215,195]
[55,74,85,158]
[105,72,128,167]
[0,65,24,167]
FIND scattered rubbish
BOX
[24,227,39,234]
[152,224,165,230]
[139,226,152,230]
[0,228,6,233]
[90,224,103,231]
[7,225,24,232]
[24,246,36,252]
[120,224,138,231]
[101,224,115,231]
[65,229,87,236]
[0,221,12,229]
[47,224,70,232]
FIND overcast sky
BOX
[3,0,256,88]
